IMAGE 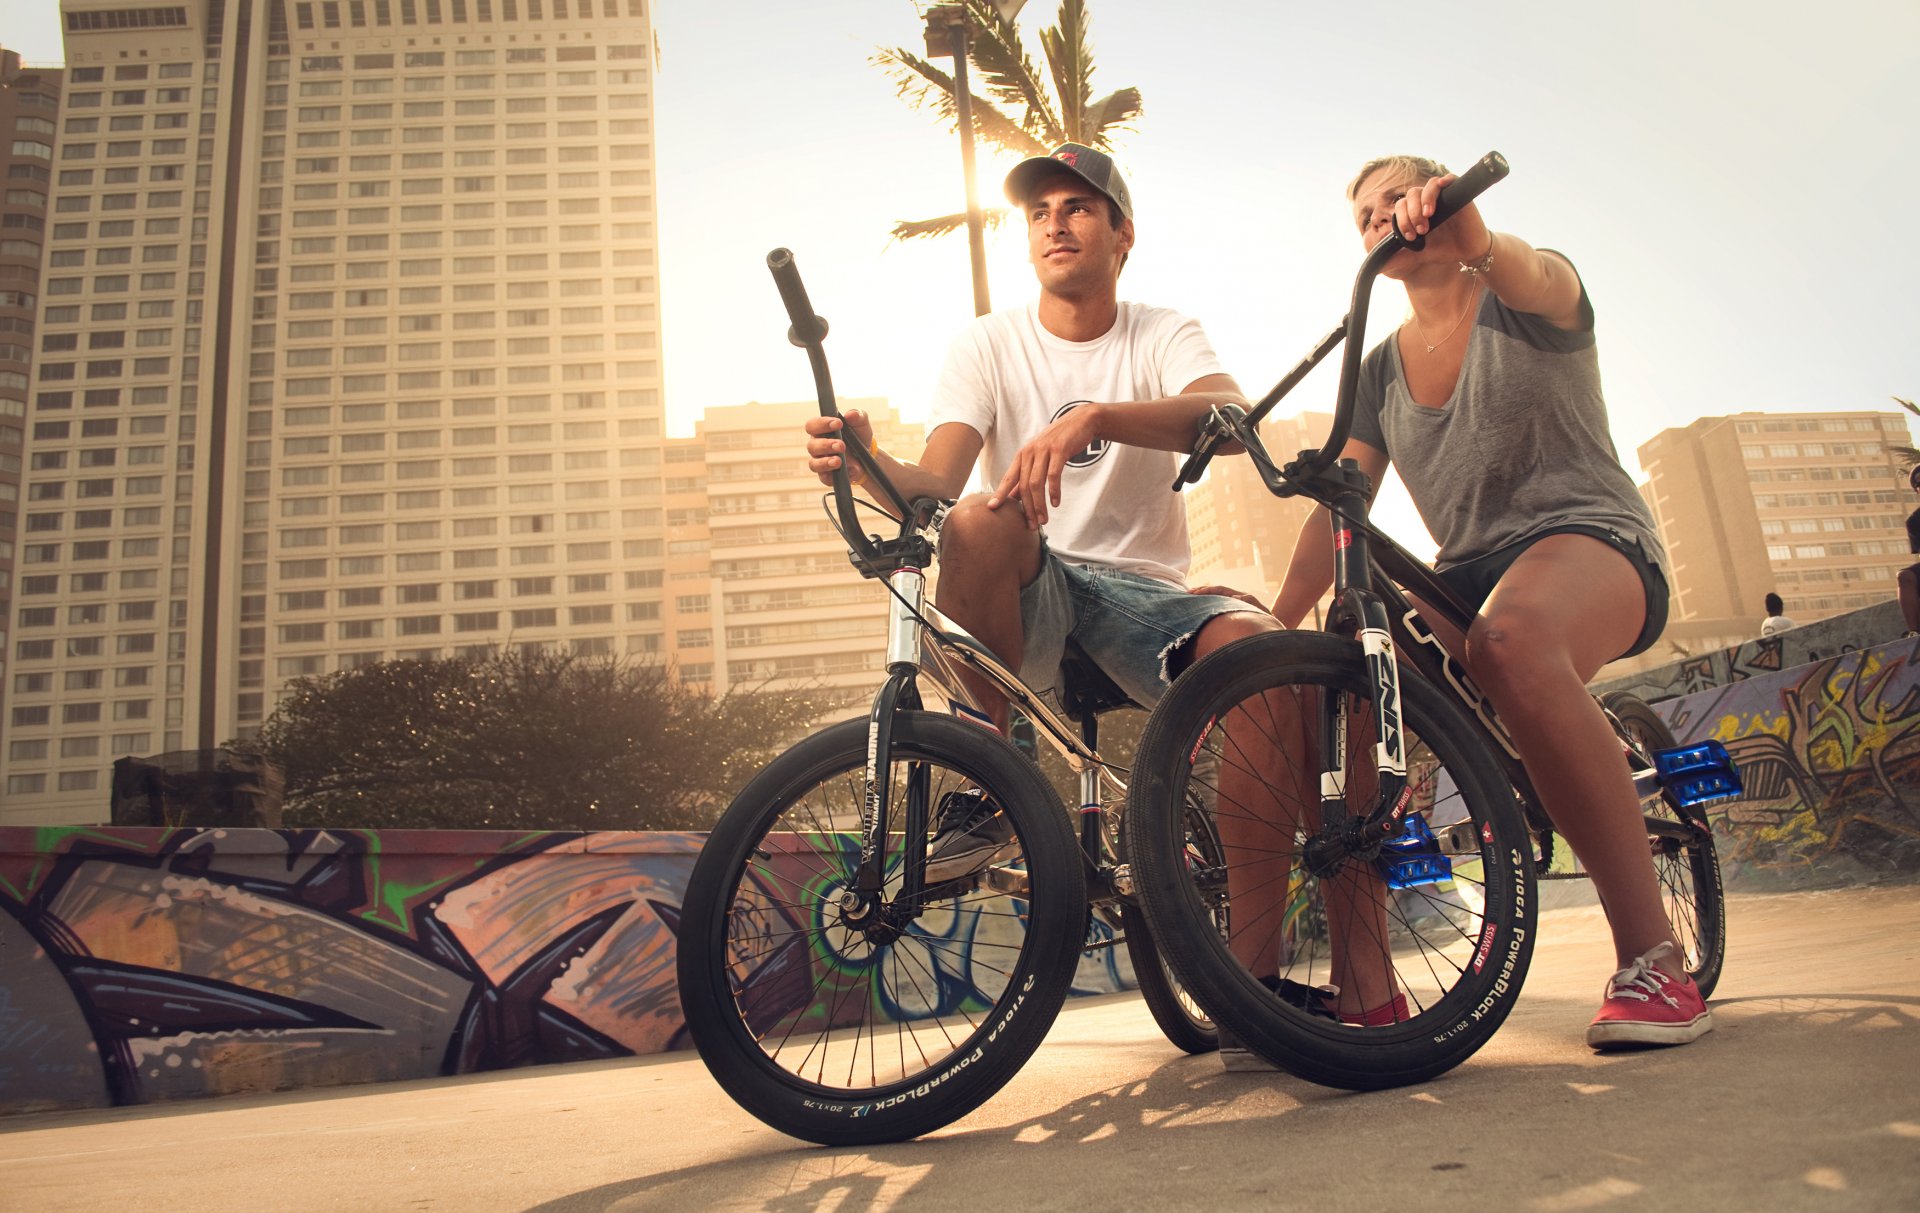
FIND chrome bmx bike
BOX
[675,250,1224,1146]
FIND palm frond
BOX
[871,45,1050,158]
[964,0,1064,142]
[1039,0,1093,143]
[1896,395,1917,417]
[1080,86,1144,146]
[888,206,1016,243]
[1891,445,1920,467]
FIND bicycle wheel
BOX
[1121,905,1218,1053]
[1602,691,1727,998]
[676,713,1086,1145]
[1119,789,1222,1054]
[1124,631,1535,1090]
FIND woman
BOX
[1268,154,1708,1049]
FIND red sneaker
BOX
[1342,993,1410,1027]
[1586,943,1712,1049]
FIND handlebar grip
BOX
[1425,151,1509,231]
[767,247,829,347]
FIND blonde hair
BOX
[1346,154,1450,200]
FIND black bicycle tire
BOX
[1602,691,1728,998]
[1125,631,1536,1090]
[1120,903,1218,1054]
[676,713,1087,1145]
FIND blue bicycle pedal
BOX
[1377,814,1453,889]
[1651,741,1743,809]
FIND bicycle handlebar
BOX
[766,248,930,572]
[1173,151,1509,492]
[767,247,830,348]
[1390,151,1509,251]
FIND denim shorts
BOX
[1435,524,1670,660]
[1018,547,1266,709]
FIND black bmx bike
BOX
[675,252,1223,1146]
[1121,151,1739,1089]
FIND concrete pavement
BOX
[5,883,1918,1212]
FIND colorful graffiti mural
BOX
[8,627,1914,1115]
[1597,601,1900,704]
[1654,637,1920,883]
[0,825,1135,1115]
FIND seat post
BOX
[1078,711,1105,854]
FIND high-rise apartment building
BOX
[2,50,64,749]
[4,1,664,825]
[1184,410,1331,611]
[1638,410,1910,626]
[664,398,923,705]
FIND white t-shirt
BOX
[1760,614,1797,637]
[925,301,1226,586]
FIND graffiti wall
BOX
[1596,601,1901,704]
[1651,636,1920,885]
[7,631,1914,1115]
[0,826,1134,1115]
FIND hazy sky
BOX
[9,1,1919,554]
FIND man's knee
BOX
[941,494,1032,560]
[1175,609,1280,677]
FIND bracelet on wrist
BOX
[1458,233,1495,277]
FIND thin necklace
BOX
[1410,284,1481,354]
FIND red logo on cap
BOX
[1054,150,1079,166]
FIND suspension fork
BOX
[854,566,930,898]
[1324,464,1408,831]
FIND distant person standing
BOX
[1759,592,1797,637]
[1899,466,1920,636]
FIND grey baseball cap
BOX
[1003,142,1133,221]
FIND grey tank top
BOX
[1348,267,1665,573]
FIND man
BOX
[1760,592,1797,637]
[804,144,1277,877]
[1899,465,1920,636]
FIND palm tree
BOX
[874,0,1143,241]
[1892,397,1919,469]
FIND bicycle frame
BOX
[854,559,1134,903]
[765,250,1130,916]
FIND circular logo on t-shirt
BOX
[1052,400,1110,468]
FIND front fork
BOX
[1313,463,1409,871]
[851,567,930,901]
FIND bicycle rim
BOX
[678,714,1084,1143]
[1127,631,1535,1089]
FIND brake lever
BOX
[1172,405,1235,491]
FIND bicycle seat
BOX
[1057,638,1136,723]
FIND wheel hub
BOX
[834,888,912,944]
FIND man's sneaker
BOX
[1586,943,1713,1049]
[924,789,1017,883]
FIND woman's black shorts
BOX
[1434,524,1670,660]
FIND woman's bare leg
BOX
[1465,535,1682,974]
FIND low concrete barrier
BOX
[6,619,1916,1114]
[0,826,1137,1115]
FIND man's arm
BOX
[989,372,1250,527]
[805,410,983,503]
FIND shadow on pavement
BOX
[526,988,1920,1212]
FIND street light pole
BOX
[924,4,991,317]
